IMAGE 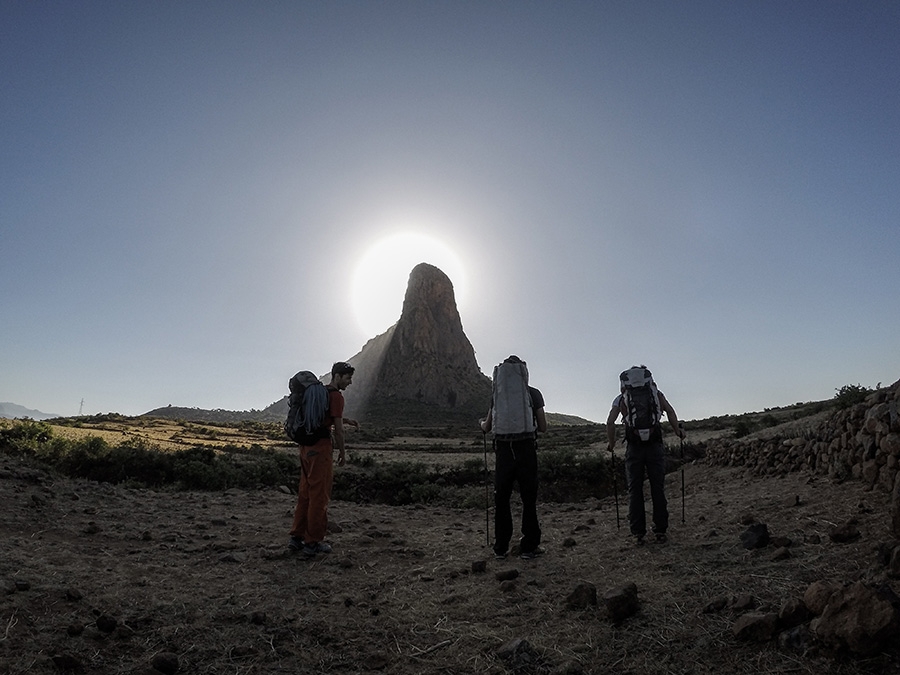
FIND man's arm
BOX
[606,407,619,451]
[534,407,548,433]
[333,418,346,466]
[658,392,684,438]
[479,407,493,433]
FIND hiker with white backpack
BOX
[480,355,548,560]
[606,365,684,546]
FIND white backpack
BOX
[492,357,536,437]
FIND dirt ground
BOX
[2,453,899,675]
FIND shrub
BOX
[733,421,752,438]
[834,383,873,409]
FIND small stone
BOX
[151,651,180,674]
[96,614,117,633]
[495,569,519,582]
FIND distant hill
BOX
[0,402,61,421]
[545,412,595,426]
[142,405,280,424]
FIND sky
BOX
[2,1,898,423]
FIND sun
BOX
[351,232,467,337]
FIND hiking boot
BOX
[287,536,304,552]
[493,550,508,560]
[635,535,645,546]
[302,541,333,556]
[655,533,668,543]
[520,548,543,560]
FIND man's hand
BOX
[337,449,346,467]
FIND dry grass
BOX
[2,434,899,675]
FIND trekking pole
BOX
[483,431,490,547]
[679,421,686,525]
[611,446,620,530]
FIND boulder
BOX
[803,580,840,616]
[565,583,597,610]
[733,613,778,642]
[813,582,900,655]
[602,583,639,623]
[740,523,769,549]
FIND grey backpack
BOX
[491,357,536,438]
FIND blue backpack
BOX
[284,371,330,445]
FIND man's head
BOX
[331,361,355,390]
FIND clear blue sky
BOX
[2,2,898,422]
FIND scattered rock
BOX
[813,582,900,655]
[731,595,756,611]
[702,596,728,614]
[602,583,639,623]
[777,624,813,652]
[497,638,539,670]
[150,651,180,674]
[471,560,486,574]
[740,523,770,549]
[804,580,840,616]
[95,614,117,633]
[495,569,519,582]
[771,546,791,561]
[778,597,811,630]
[565,583,597,610]
[828,520,860,543]
[733,612,778,642]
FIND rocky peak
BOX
[341,262,491,424]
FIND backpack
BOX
[491,357,536,439]
[284,371,330,445]
[619,366,662,443]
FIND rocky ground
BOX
[2,453,899,675]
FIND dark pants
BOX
[494,438,541,555]
[624,438,668,537]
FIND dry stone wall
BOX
[704,378,900,537]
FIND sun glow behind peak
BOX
[351,232,468,338]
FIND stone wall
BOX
[704,379,900,537]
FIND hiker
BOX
[606,365,684,545]
[289,361,359,556]
[480,355,548,560]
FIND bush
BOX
[733,421,752,438]
[834,383,873,409]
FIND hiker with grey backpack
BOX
[606,366,684,546]
[480,355,548,560]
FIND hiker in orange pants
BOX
[289,362,358,556]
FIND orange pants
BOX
[289,437,334,544]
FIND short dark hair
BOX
[332,361,355,376]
